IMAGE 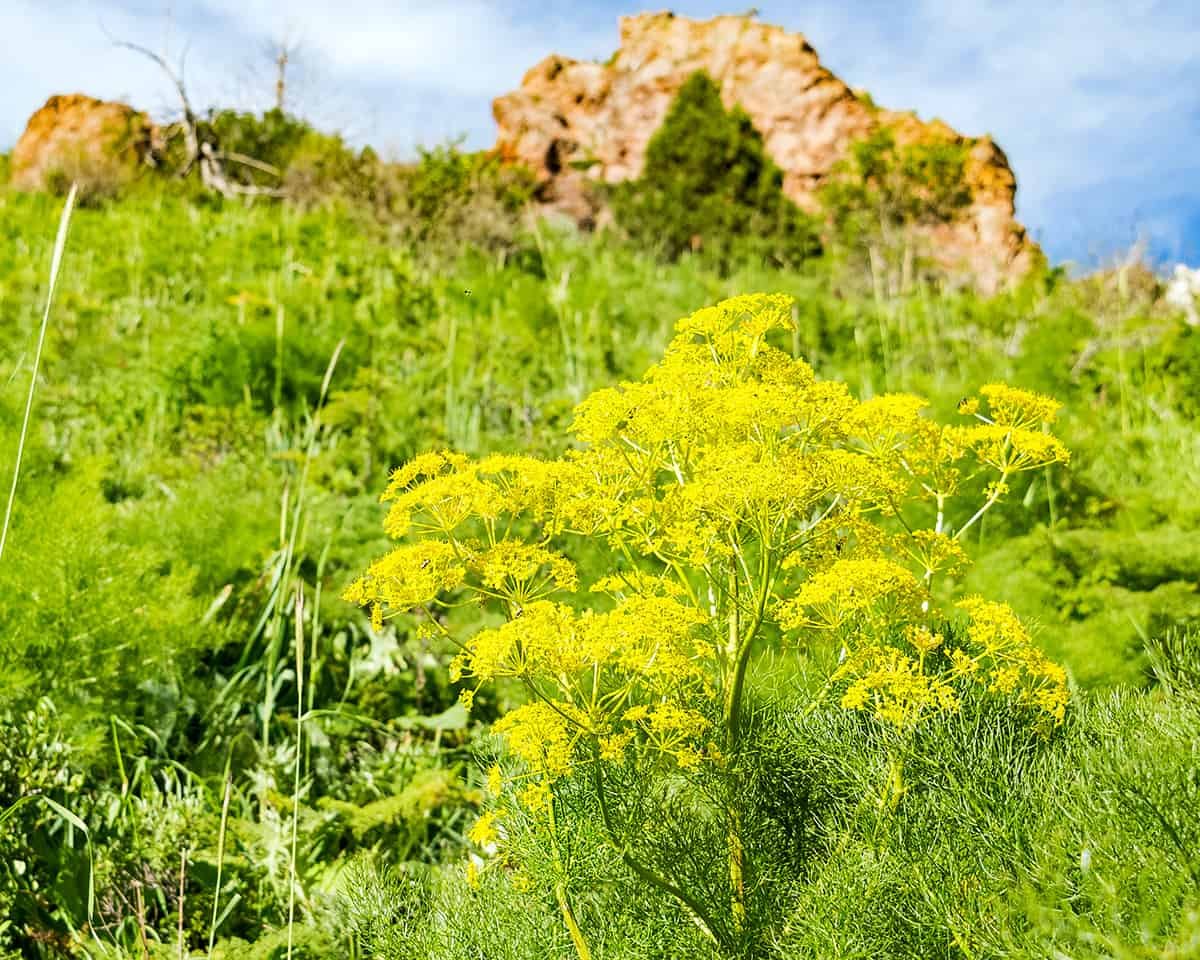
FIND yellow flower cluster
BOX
[846,393,929,459]
[949,423,1070,475]
[451,597,704,691]
[828,596,1068,730]
[591,570,686,599]
[492,700,578,781]
[445,590,711,816]
[468,810,500,848]
[778,558,924,632]
[837,646,960,728]
[978,383,1062,428]
[673,292,794,345]
[449,601,576,683]
[347,293,1071,889]
[900,530,969,579]
[380,450,505,538]
[341,540,466,626]
[955,597,1069,725]
[621,702,710,769]
[471,540,577,599]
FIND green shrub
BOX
[208,925,335,960]
[175,109,378,206]
[282,133,381,207]
[821,128,972,237]
[42,145,138,208]
[819,127,973,290]
[376,143,536,257]
[1159,322,1200,418]
[610,71,821,272]
[199,108,316,186]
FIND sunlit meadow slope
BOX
[1,185,1197,957]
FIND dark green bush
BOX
[610,71,821,272]
[0,702,87,954]
[163,109,378,206]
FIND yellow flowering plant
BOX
[345,294,1069,954]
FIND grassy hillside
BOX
[1,186,1198,958]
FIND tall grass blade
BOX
[177,847,189,960]
[286,586,305,960]
[0,183,78,564]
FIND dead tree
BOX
[109,33,286,199]
[253,32,304,115]
[272,40,291,112]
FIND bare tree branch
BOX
[215,150,282,178]
[103,23,200,175]
[107,21,288,199]
[199,143,287,199]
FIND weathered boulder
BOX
[493,11,1039,290]
[10,94,160,195]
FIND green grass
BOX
[0,186,1197,958]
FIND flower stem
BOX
[555,881,593,960]
[954,474,1007,541]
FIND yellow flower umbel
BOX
[345,293,1070,952]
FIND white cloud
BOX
[194,0,610,97]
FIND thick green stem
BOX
[725,563,742,720]
[724,640,756,752]
[720,541,774,936]
[883,752,905,812]
[555,882,593,960]
[722,563,751,935]
[727,807,747,933]
[722,640,754,937]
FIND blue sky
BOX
[3,0,1198,267]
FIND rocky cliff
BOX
[493,12,1038,291]
[10,94,160,195]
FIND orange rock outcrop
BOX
[10,94,159,194]
[493,12,1038,290]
